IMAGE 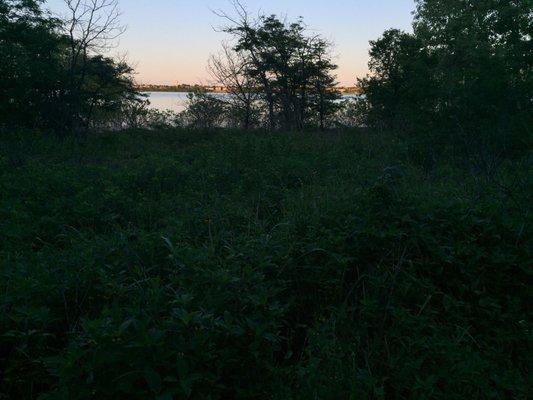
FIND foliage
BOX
[219,8,341,130]
[0,0,142,134]
[359,0,532,154]
[0,0,531,398]
[0,0,64,130]
[208,42,260,130]
[0,128,530,399]
[332,97,368,128]
[90,99,181,131]
[182,90,228,130]
[359,29,432,131]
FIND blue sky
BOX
[45,0,416,86]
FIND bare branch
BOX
[64,0,125,56]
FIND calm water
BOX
[142,91,358,113]
[143,92,190,113]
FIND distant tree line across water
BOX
[135,84,230,94]
[135,83,363,95]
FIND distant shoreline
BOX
[136,84,362,95]
[137,85,219,93]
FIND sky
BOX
[44,0,416,86]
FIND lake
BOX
[142,91,358,113]
[142,92,191,113]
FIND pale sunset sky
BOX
[44,0,416,86]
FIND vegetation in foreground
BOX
[1,0,531,398]
[1,128,530,399]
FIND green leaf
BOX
[144,368,162,392]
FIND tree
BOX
[360,0,532,154]
[183,89,227,130]
[307,37,341,130]
[208,42,259,130]
[358,29,433,131]
[61,0,128,133]
[413,0,532,144]
[0,0,143,134]
[0,0,65,130]
[81,54,142,130]
[215,1,340,130]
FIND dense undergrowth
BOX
[0,129,531,399]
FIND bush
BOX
[181,91,228,130]
[0,129,530,399]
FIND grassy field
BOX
[0,129,530,399]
